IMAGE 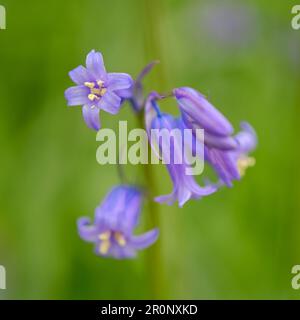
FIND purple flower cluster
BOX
[65,50,257,259]
[173,87,257,188]
[145,88,257,207]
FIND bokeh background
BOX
[0,0,300,299]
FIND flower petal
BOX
[204,131,238,150]
[86,50,106,80]
[130,229,159,250]
[77,217,99,242]
[119,189,143,234]
[95,186,142,235]
[175,87,234,137]
[161,164,217,207]
[110,244,137,259]
[183,173,217,197]
[69,66,91,85]
[114,88,133,99]
[82,105,101,131]
[177,185,192,207]
[107,73,133,91]
[155,192,177,206]
[235,122,257,153]
[65,86,89,106]
[98,90,121,114]
[206,147,240,186]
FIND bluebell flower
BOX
[174,87,257,187]
[77,185,158,259]
[65,50,133,130]
[174,87,238,150]
[145,92,216,207]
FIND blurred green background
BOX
[0,0,300,299]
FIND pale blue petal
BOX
[107,73,133,91]
[130,229,159,250]
[65,86,89,106]
[98,90,121,114]
[69,66,91,85]
[86,50,107,80]
[82,105,100,130]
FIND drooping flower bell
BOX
[145,92,216,207]
[173,86,257,187]
[174,87,238,151]
[205,122,257,187]
[77,185,158,259]
[65,50,133,131]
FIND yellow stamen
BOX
[88,93,99,101]
[98,231,111,241]
[114,232,126,247]
[99,240,111,255]
[238,156,256,176]
[97,80,104,87]
[84,82,95,89]
[91,88,101,95]
[100,88,107,96]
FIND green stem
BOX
[136,113,164,298]
[139,0,168,298]
[142,0,167,90]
